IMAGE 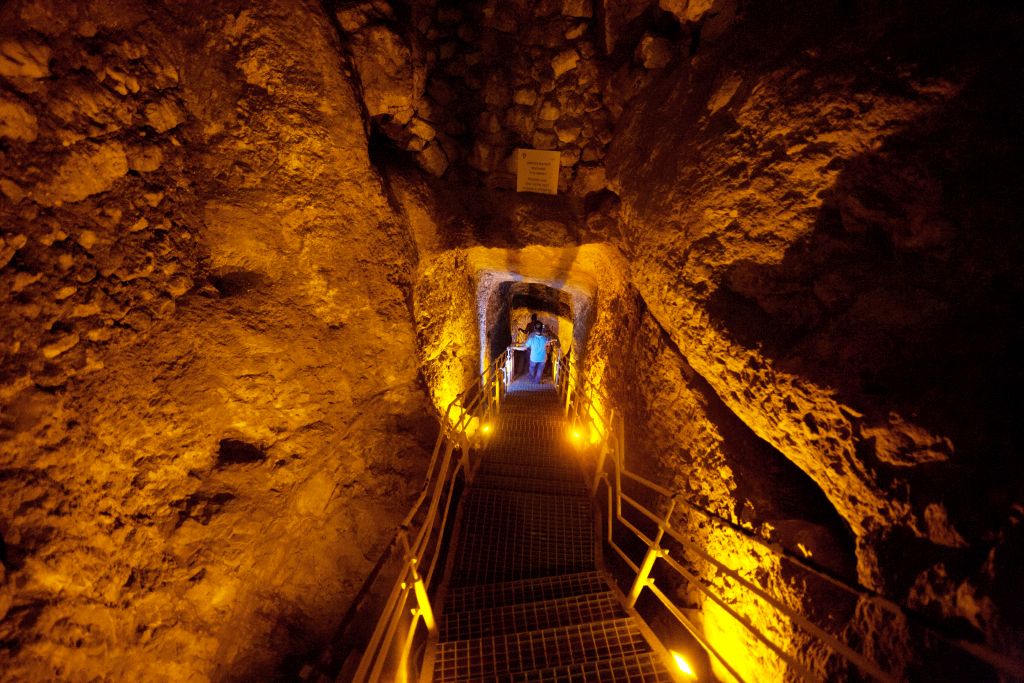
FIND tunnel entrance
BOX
[480,278,578,383]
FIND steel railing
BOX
[553,356,1024,683]
[336,349,512,683]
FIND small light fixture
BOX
[670,650,696,679]
[481,423,492,435]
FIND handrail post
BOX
[591,440,609,497]
[493,366,500,413]
[460,433,474,484]
[628,543,664,608]
[398,533,437,637]
[627,498,677,608]
[590,407,615,497]
[410,559,437,635]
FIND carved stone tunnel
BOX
[0,0,1021,680]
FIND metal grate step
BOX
[472,474,585,496]
[481,450,571,469]
[503,385,563,402]
[431,384,675,682]
[482,445,574,465]
[440,590,625,641]
[501,651,674,682]
[452,489,595,585]
[488,432,566,453]
[482,432,573,450]
[445,571,610,614]
[434,617,652,681]
[475,461,585,487]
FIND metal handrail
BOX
[556,364,1024,682]
[342,349,512,683]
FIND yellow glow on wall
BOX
[703,600,763,683]
[433,375,461,420]
[700,526,795,683]
[446,402,467,430]
[579,384,607,446]
[671,650,697,679]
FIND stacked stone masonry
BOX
[339,0,735,194]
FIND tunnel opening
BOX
[366,122,407,172]
[472,256,602,395]
[506,283,575,382]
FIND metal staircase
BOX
[427,382,673,682]
[327,346,1024,683]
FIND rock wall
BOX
[337,0,736,200]
[598,299,859,679]
[0,0,432,679]
[606,0,1024,672]
[414,249,481,411]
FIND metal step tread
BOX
[434,617,653,681]
[486,435,567,454]
[478,451,579,471]
[480,451,573,469]
[452,489,595,585]
[501,390,562,404]
[471,474,587,496]
[445,571,610,613]
[480,651,674,682]
[440,590,625,641]
[461,487,591,511]
[488,425,566,440]
[473,462,585,486]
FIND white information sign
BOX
[515,148,560,195]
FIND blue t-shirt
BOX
[524,334,549,363]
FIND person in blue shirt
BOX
[515,331,553,383]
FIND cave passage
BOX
[1,0,1021,680]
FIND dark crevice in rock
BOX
[208,269,270,298]
[366,122,407,172]
[216,438,266,466]
[582,188,618,214]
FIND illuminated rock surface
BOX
[1,0,431,679]
[603,4,1024,676]
[1,0,1021,680]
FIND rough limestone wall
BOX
[604,303,859,680]
[607,0,1024,669]
[0,0,432,680]
[413,249,481,412]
